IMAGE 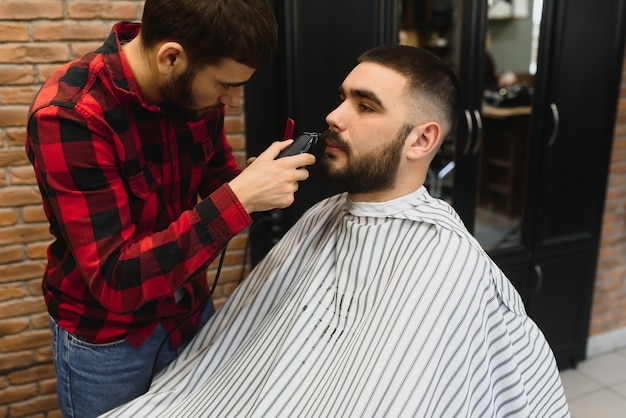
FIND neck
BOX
[122,37,163,104]
[347,167,427,203]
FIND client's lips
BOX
[324,138,344,153]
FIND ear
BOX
[406,122,441,160]
[155,42,188,76]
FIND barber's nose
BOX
[220,86,243,107]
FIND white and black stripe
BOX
[104,187,570,417]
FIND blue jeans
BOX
[49,301,215,418]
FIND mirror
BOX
[399,0,544,252]
[475,0,543,250]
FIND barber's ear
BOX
[155,42,187,76]
[406,122,441,160]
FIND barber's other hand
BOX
[229,140,316,213]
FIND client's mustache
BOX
[321,129,350,151]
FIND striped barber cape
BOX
[104,186,570,417]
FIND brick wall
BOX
[591,54,626,337]
[2,2,626,417]
[0,1,249,416]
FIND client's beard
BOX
[319,124,413,194]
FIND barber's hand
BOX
[229,140,316,213]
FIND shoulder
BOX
[29,56,115,132]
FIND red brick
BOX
[22,206,48,223]
[233,152,246,169]
[211,265,246,285]
[0,351,32,373]
[0,384,37,406]
[0,2,63,20]
[0,44,70,65]
[227,134,245,151]
[0,225,51,247]
[47,409,63,418]
[33,21,107,42]
[220,281,241,299]
[71,41,105,58]
[0,187,43,207]
[227,233,248,251]
[34,345,53,363]
[8,363,55,385]
[213,296,227,309]
[209,251,245,268]
[606,185,626,201]
[225,117,245,134]
[0,316,29,334]
[0,86,40,105]
[0,106,28,128]
[0,23,29,42]
[0,246,23,264]
[0,329,50,353]
[39,378,56,396]
[9,166,37,185]
[30,312,50,329]
[6,128,26,147]
[8,394,59,418]
[0,65,35,85]
[597,256,625,271]
[26,241,50,260]
[0,209,18,227]
[68,1,141,20]
[0,260,46,283]
[0,149,29,167]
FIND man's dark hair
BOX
[358,45,462,136]
[140,0,278,69]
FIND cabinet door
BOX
[529,251,597,369]
[449,0,488,232]
[529,0,626,254]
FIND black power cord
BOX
[148,247,227,384]
[148,209,285,384]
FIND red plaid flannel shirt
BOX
[25,22,252,348]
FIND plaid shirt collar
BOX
[102,22,162,112]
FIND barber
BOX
[25,0,314,416]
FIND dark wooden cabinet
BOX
[444,0,625,369]
[530,250,599,368]
[512,0,626,368]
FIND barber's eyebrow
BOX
[338,85,384,108]
[222,81,248,88]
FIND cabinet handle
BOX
[548,103,560,147]
[534,264,544,293]
[472,109,483,156]
[462,109,474,156]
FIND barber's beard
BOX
[160,69,217,121]
[319,124,413,194]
